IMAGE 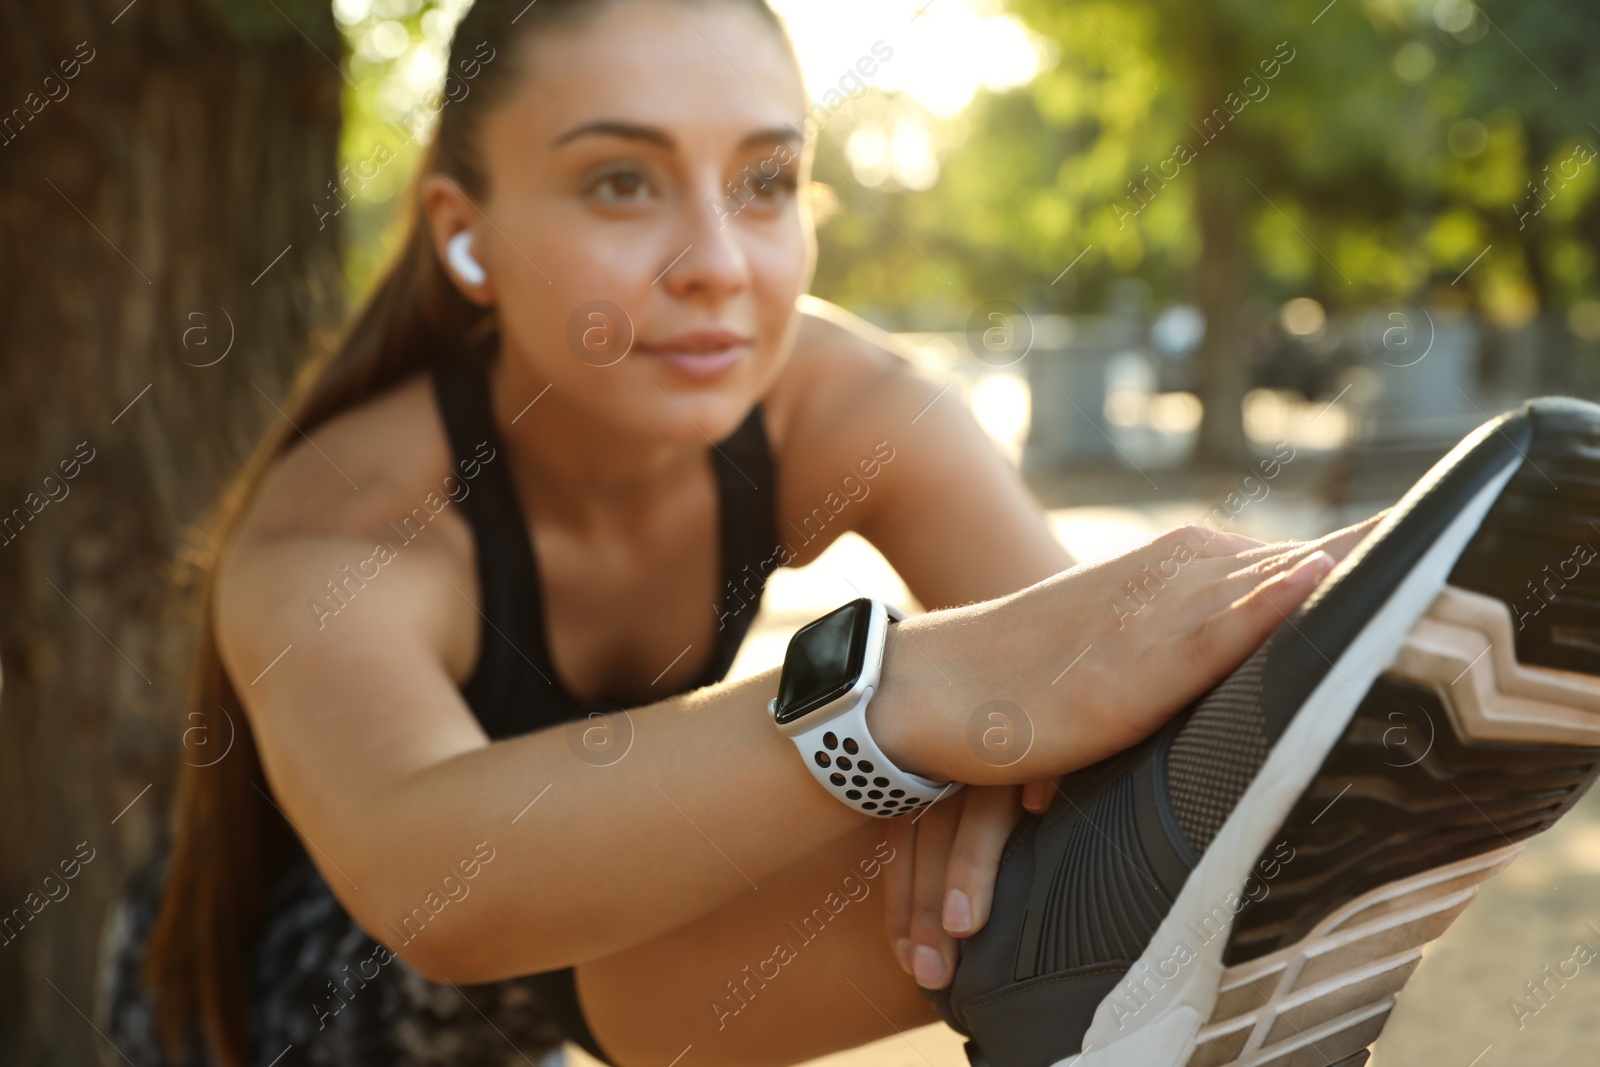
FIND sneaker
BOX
[925,397,1600,1067]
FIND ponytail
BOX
[140,2,784,1063]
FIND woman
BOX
[99,1,1366,1065]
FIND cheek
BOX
[494,227,650,373]
[747,220,810,342]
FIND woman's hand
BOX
[880,783,1043,988]
[871,513,1387,987]
[879,773,1064,989]
[870,514,1386,790]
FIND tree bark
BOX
[1178,9,1254,469]
[1190,153,1253,467]
[0,1,342,1062]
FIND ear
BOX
[421,173,496,306]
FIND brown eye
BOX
[590,167,653,204]
[746,171,799,205]
[753,176,787,199]
[607,173,640,197]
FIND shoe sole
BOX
[1060,409,1600,1066]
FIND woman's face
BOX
[439,0,815,444]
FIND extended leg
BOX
[576,818,940,1067]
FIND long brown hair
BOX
[141,1,784,1063]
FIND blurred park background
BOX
[2,0,1599,1063]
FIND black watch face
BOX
[773,598,873,726]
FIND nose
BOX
[655,183,750,306]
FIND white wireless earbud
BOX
[446,230,486,286]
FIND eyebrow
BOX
[551,120,803,152]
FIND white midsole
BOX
[1058,456,1523,1067]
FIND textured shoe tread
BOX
[1187,846,1518,1067]
[1224,676,1600,966]
[1450,400,1600,676]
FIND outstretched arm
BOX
[778,297,1074,606]
[222,339,1362,990]
[773,301,1384,990]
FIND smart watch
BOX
[769,597,960,818]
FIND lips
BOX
[635,329,752,379]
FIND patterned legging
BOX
[98,841,580,1067]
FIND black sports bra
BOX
[428,358,780,1061]
[429,358,779,739]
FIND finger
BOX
[1102,539,1257,603]
[1155,550,1336,696]
[1104,531,1329,648]
[1306,509,1387,562]
[1111,546,1297,645]
[1100,529,1259,600]
[1149,524,1265,561]
[1207,546,1342,622]
[881,813,916,974]
[1227,538,1308,566]
[1224,540,1341,588]
[1181,536,1345,618]
[1021,776,1061,814]
[909,793,962,989]
[1224,513,1388,590]
[1184,528,1267,557]
[943,785,1025,939]
[1225,510,1388,571]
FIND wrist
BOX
[869,603,1049,788]
[866,620,949,782]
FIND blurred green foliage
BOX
[332,0,451,303]
[808,0,1600,342]
[332,0,1600,386]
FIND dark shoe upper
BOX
[926,398,1600,1067]
[926,718,1199,1067]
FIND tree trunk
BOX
[1179,11,1254,469]
[1190,154,1253,467]
[0,2,342,1062]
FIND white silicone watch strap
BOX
[780,599,962,818]
[792,693,957,817]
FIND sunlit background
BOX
[314,12,1600,1059]
[294,4,1600,1062]
[328,0,1600,492]
[5,1,1599,1064]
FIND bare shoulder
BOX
[237,373,457,544]
[764,296,924,440]
[762,298,941,568]
[219,372,479,690]
[763,298,1070,604]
